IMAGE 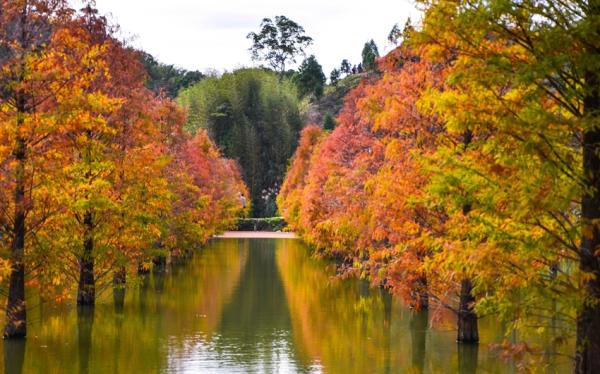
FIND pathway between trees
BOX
[214,231,297,239]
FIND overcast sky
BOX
[75,0,420,76]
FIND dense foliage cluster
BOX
[178,69,302,217]
[293,55,326,99]
[0,1,247,338]
[139,52,204,98]
[278,0,600,368]
[361,39,380,72]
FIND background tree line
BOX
[174,15,387,219]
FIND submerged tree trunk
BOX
[4,135,27,339]
[411,275,429,311]
[3,338,26,374]
[575,67,600,374]
[77,211,95,306]
[457,279,479,343]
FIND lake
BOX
[0,238,568,373]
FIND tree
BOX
[0,1,248,332]
[418,0,600,367]
[178,69,302,217]
[278,125,325,231]
[323,113,336,131]
[247,15,313,78]
[294,55,326,99]
[362,39,380,71]
[388,18,413,46]
[330,69,341,86]
[340,59,352,75]
[0,0,72,337]
[388,23,402,45]
[140,52,204,98]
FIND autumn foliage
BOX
[279,14,599,365]
[0,1,247,337]
[280,47,446,306]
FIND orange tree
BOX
[0,1,248,335]
[415,0,600,369]
[278,124,325,233]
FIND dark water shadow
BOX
[113,288,125,313]
[153,272,166,294]
[410,310,428,373]
[458,343,479,374]
[3,338,26,374]
[77,306,95,374]
[381,289,393,374]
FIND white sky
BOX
[75,0,420,76]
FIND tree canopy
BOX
[294,55,326,99]
[178,69,303,217]
[247,15,313,77]
[140,52,204,98]
[361,39,380,71]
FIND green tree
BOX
[178,69,303,217]
[388,23,402,45]
[362,39,380,71]
[247,15,313,78]
[140,52,204,98]
[294,55,326,99]
[388,18,413,46]
[323,113,336,131]
[340,59,351,75]
[330,69,341,86]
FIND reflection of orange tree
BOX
[275,241,513,373]
[147,240,249,340]
[275,240,397,374]
[88,240,250,374]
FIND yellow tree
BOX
[418,0,598,369]
[0,0,100,337]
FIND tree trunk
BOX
[77,211,95,306]
[4,137,27,339]
[411,275,429,310]
[457,279,479,343]
[574,67,600,374]
[458,343,479,374]
[137,261,150,276]
[457,131,479,344]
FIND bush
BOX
[236,217,288,232]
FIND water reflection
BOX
[3,339,25,374]
[458,344,479,374]
[410,311,428,373]
[277,240,405,373]
[0,238,568,373]
[77,307,94,374]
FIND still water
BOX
[1,238,568,373]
